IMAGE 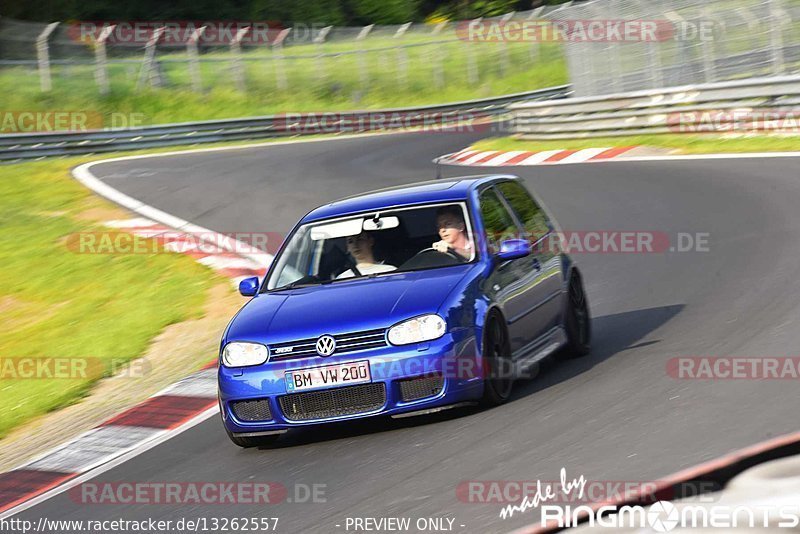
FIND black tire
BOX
[225,428,281,448]
[562,269,591,359]
[481,312,514,406]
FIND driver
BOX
[432,205,473,261]
[337,231,397,279]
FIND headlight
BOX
[222,342,269,367]
[387,314,447,346]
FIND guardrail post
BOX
[313,26,333,84]
[231,26,250,92]
[186,26,206,93]
[527,7,545,62]
[136,26,165,91]
[394,22,412,39]
[701,8,721,83]
[600,2,622,92]
[94,24,116,95]
[464,16,482,85]
[272,28,291,90]
[734,3,761,76]
[356,24,373,88]
[635,0,661,89]
[769,0,786,75]
[497,12,514,76]
[431,21,448,35]
[664,11,691,86]
[36,22,59,92]
[394,22,412,89]
[432,42,445,90]
[645,41,663,90]
[464,40,478,85]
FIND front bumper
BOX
[218,333,482,433]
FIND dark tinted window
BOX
[479,188,519,254]
[497,181,550,241]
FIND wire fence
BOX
[0,8,566,97]
[2,0,798,101]
[553,0,800,96]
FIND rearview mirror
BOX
[363,215,399,231]
[238,277,259,297]
[496,239,531,261]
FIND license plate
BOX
[285,361,371,393]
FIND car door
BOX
[478,186,537,355]
[496,180,564,339]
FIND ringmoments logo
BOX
[540,500,800,531]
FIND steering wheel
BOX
[412,247,462,262]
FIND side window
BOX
[479,188,519,254]
[496,181,550,242]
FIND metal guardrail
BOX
[509,76,800,139]
[0,85,570,161]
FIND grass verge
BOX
[0,41,566,125]
[0,156,220,439]
[472,134,800,154]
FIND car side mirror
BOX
[496,239,531,261]
[238,277,259,297]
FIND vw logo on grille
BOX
[315,335,336,356]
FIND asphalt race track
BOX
[18,131,800,532]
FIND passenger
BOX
[432,205,474,261]
[337,232,397,279]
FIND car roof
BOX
[301,175,519,223]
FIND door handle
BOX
[532,258,541,271]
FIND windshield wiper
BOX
[272,280,319,292]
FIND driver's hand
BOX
[432,240,449,253]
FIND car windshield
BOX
[266,203,476,291]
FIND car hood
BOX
[226,266,473,344]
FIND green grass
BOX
[0,158,218,438]
[473,134,800,154]
[0,39,566,125]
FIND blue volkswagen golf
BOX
[218,175,590,447]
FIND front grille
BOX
[231,398,272,422]
[269,329,387,362]
[278,383,386,421]
[398,374,445,402]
